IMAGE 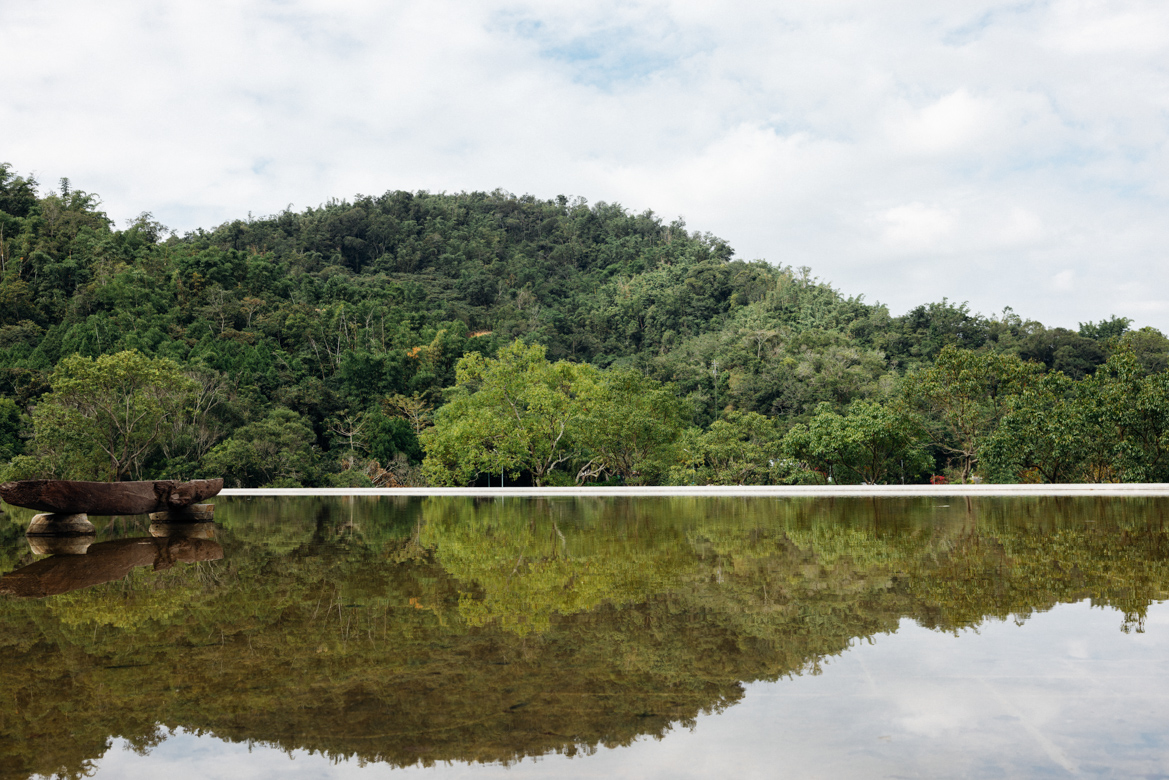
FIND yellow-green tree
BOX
[421,340,598,486]
[576,369,689,484]
[669,410,781,485]
[18,350,195,481]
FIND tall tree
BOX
[204,408,319,488]
[1083,349,1169,482]
[901,346,1037,482]
[421,341,597,486]
[576,369,689,484]
[783,400,930,485]
[27,351,195,480]
[979,371,1091,483]
[669,410,780,485]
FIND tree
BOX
[421,340,596,486]
[1018,327,1105,380]
[204,408,318,487]
[157,367,236,478]
[0,397,26,473]
[328,411,367,465]
[382,392,434,436]
[783,400,931,485]
[366,410,424,465]
[0,162,38,218]
[902,346,1037,482]
[669,410,780,485]
[27,351,196,480]
[979,372,1092,483]
[1078,315,1131,342]
[1118,327,1169,375]
[576,369,689,484]
[1082,349,1169,482]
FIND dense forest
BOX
[1,162,1167,486]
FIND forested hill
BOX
[1,163,1166,487]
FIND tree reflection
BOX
[0,495,1167,778]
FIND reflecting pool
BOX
[2,496,1168,778]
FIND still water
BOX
[2,496,1168,779]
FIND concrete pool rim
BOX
[220,484,1169,498]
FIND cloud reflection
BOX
[89,600,1169,779]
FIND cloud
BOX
[1052,270,1076,292]
[890,90,995,156]
[3,0,1169,330]
[879,203,958,251]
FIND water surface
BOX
[2,496,1167,778]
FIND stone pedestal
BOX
[149,521,216,540]
[27,536,94,555]
[27,513,95,536]
[148,503,215,523]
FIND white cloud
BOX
[890,90,995,156]
[1052,270,1076,292]
[879,203,958,251]
[3,0,1169,330]
[999,208,1045,247]
[1044,0,1169,55]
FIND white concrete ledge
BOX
[221,484,1169,498]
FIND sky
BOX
[3,0,1168,331]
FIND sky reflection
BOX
[90,599,1169,779]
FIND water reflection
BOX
[0,496,1166,779]
[0,535,223,598]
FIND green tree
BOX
[669,410,779,485]
[902,346,1037,482]
[0,397,24,463]
[382,392,434,436]
[0,162,38,218]
[576,369,689,484]
[1019,327,1105,380]
[1078,315,1131,342]
[1082,349,1169,482]
[421,341,597,486]
[204,408,318,487]
[783,400,931,485]
[979,372,1091,483]
[1118,327,1169,375]
[27,351,196,480]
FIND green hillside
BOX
[1,163,1167,486]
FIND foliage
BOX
[0,161,1166,484]
[204,408,319,487]
[980,348,1169,483]
[382,392,434,436]
[980,371,1093,483]
[783,400,931,485]
[1119,326,1169,375]
[668,410,781,485]
[1078,315,1131,343]
[1018,327,1105,379]
[901,346,1038,482]
[576,369,690,484]
[1081,349,1169,482]
[0,397,24,462]
[26,350,196,480]
[421,341,597,486]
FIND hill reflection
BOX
[0,495,1166,779]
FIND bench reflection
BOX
[0,528,223,598]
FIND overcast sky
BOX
[3,1,1168,331]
